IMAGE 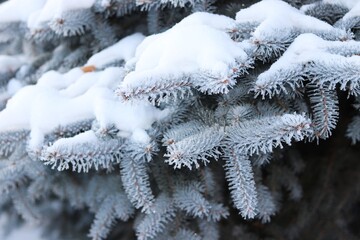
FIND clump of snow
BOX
[0,66,168,148]
[0,0,46,23]
[0,0,96,29]
[235,0,348,40]
[59,67,125,97]
[0,32,169,148]
[259,33,360,71]
[37,67,84,89]
[129,26,244,75]
[299,3,317,12]
[0,85,39,131]
[6,79,23,96]
[255,34,327,88]
[254,33,360,96]
[0,55,27,73]
[342,1,360,19]
[3,71,166,148]
[119,12,249,97]
[60,69,115,97]
[93,90,169,142]
[175,12,236,31]
[0,79,24,103]
[28,0,96,29]
[86,33,145,69]
[48,130,98,150]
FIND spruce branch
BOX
[162,120,207,146]
[205,202,230,222]
[89,193,134,240]
[228,22,258,42]
[235,0,350,61]
[164,125,224,169]
[41,131,124,172]
[256,184,278,223]
[173,181,211,219]
[47,119,93,142]
[171,228,202,240]
[225,113,313,156]
[120,153,155,212]
[251,28,299,61]
[253,64,306,99]
[0,130,29,157]
[335,16,360,31]
[346,115,360,144]
[271,165,303,200]
[0,158,30,196]
[198,219,219,240]
[307,83,339,139]
[116,74,193,104]
[93,0,136,18]
[251,153,272,167]
[11,190,41,223]
[136,194,176,240]
[49,9,95,37]
[302,2,348,24]
[308,58,360,95]
[89,196,119,240]
[223,150,258,219]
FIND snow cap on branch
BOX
[254,33,360,97]
[235,0,348,38]
[0,33,168,150]
[85,33,145,69]
[234,0,350,61]
[117,12,251,102]
[0,0,46,23]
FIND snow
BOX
[7,79,23,96]
[268,34,326,64]
[256,34,324,81]
[299,3,316,12]
[37,67,84,90]
[0,55,27,73]
[92,91,169,142]
[27,0,96,29]
[0,30,157,148]
[260,33,357,68]
[235,0,343,39]
[0,79,23,103]
[0,86,40,131]
[0,64,168,148]
[0,0,46,23]
[86,33,145,69]
[0,0,95,26]
[28,87,94,148]
[48,130,98,150]
[59,68,121,97]
[176,12,236,31]
[255,33,360,91]
[343,1,360,19]
[121,12,247,90]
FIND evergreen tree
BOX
[0,0,359,239]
